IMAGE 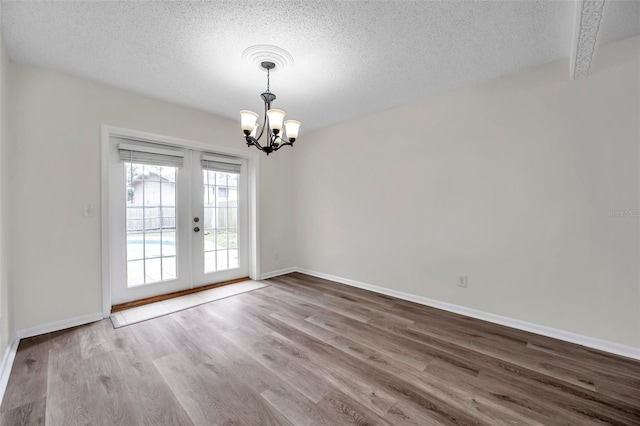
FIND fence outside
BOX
[126,205,238,231]
[126,206,176,231]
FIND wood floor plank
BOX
[45,335,91,426]
[384,401,449,425]
[306,312,433,370]
[277,272,398,308]
[407,317,627,395]
[184,320,326,426]
[128,316,178,361]
[153,352,237,425]
[175,303,237,333]
[112,326,194,426]
[317,389,392,425]
[155,350,289,426]
[250,285,332,318]
[0,397,46,426]
[79,320,114,359]
[394,322,640,424]
[424,359,601,426]
[260,388,333,425]
[219,300,406,418]
[194,361,292,426]
[223,325,335,403]
[79,352,143,425]
[525,337,640,379]
[263,330,398,417]
[146,314,214,366]
[308,292,414,326]
[2,272,639,425]
[1,335,50,412]
[362,311,640,424]
[265,307,541,426]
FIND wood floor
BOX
[1,273,639,425]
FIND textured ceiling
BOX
[1,1,638,134]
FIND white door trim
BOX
[100,125,261,318]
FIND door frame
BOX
[100,125,261,318]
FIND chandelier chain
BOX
[267,67,270,93]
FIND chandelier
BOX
[239,61,301,155]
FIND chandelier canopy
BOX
[240,61,300,155]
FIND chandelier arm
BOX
[264,99,271,136]
[266,101,273,142]
[245,136,265,151]
[256,98,270,142]
[255,116,267,141]
[273,140,294,151]
[276,132,293,145]
[269,132,278,149]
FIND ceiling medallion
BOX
[242,45,294,72]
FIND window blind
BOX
[201,155,242,173]
[118,142,185,168]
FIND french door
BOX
[108,138,249,305]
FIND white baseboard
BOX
[15,312,103,340]
[261,267,298,280]
[0,336,19,405]
[296,268,640,361]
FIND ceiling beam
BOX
[570,0,608,80]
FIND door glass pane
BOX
[204,251,216,273]
[125,162,178,286]
[216,250,228,271]
[162,257,177,280]
[127,260,145,287]
[162,231,176,256]
[228,249,239,269]
[228,228,238,249]
[203,168,240,273]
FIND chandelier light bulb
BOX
[284,120,301,141]
[240,110,259,134]
[266,109,285,133]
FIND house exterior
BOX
[127,170,176,232]
[129,170,176,206]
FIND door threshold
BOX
[111,276,251,313]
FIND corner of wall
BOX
[0,25,14,358]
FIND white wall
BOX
[9,63,296,331]
[295,36,640,349]
[0,27,12,355]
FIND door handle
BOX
[194,227,200,232]
[194,217,200,223]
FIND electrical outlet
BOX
[458,275,468,288]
